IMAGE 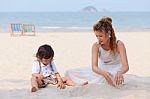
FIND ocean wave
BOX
[39,26,92,30]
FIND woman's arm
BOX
[91,42,115,86]
[92,42,104,75]
[115,41,129,85]
[117,41,129,74]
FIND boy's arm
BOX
[32,73,44,81]
[55,72,66,89]
[55,72,63,82]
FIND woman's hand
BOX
[114,71,124,85]
[102,71,115,86]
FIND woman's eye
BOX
[96,35,102,37]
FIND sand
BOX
[0,32,150,99]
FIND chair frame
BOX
[10,23,36,36]
[10,23,23,36]
[22,24,36,36]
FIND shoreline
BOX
[1,29,150,33]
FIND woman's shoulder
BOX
[117,40,125,47]
[117,40,126,52]
[92,42,101,47]
[92,42,101,51]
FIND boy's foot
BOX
[31,87,37,92]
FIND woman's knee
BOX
[65,70,73,77]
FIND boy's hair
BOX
[93,20,117,54]
[36,44,54,60]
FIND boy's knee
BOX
[32,75,37,78]
[31,75,39,80]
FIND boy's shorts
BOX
[38,74,58,88]
[43,75,58,84]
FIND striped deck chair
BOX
[23,24,35,36]
[10,24,23,36]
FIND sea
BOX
[0,12,150,32]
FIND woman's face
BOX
[41,57,53,65]
[94,31,109,45]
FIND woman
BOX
[62,16,129,87]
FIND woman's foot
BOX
[75,81,88,86]
[31,86,38,92]
[82,81,88,86]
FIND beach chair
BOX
[22,24,35,36]
[10,23,23,36]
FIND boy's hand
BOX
[55,73,66,89]
[57,81,66,89]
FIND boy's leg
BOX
[36,75,44,85]
[36,75,47,88]
[62,77,88,86]
[31,74,45,92]
[62,77,75,86]
[31,76,38,92]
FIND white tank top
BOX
[98,46,121,75]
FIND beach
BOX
[0,32,150,99]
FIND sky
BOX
[0,0,150,12]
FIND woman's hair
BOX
[100,16,112,24]
[36,44,54,60]
[93,17,117,53]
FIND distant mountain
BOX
[81,6,98,12]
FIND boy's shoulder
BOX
[33,60,40,66]
[33,60,39,63]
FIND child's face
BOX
[95,31,109,45]
[41,57,53,65]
